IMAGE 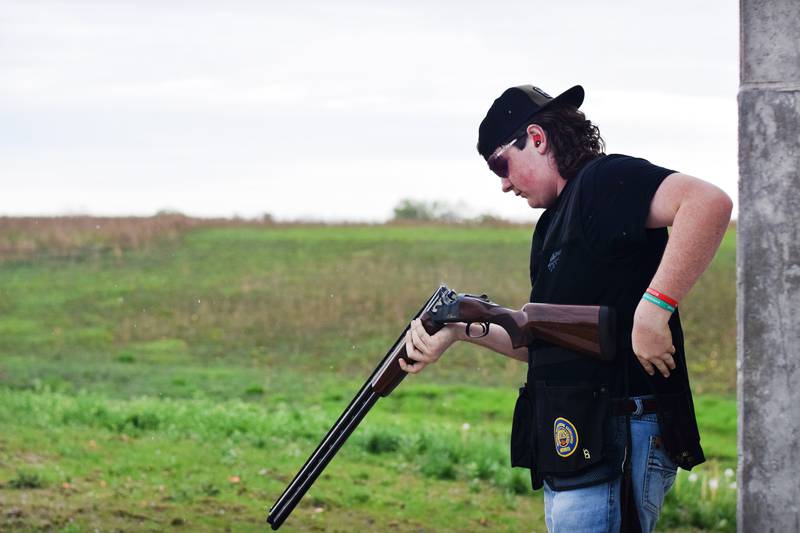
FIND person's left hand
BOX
[631,299,677,378]
[398,319,461,374]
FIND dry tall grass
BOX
[0,215,273,261]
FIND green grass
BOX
[0,223,737,531]
[0,382,734,532]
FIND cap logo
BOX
[532,86,552,99]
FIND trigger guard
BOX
[465,322,491,339]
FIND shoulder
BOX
[582,154,674,187]
[578,154,676,206]
[577,154,677,251]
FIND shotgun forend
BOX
[266,285,615,529]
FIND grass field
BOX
[0,218,737,531]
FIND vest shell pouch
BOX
[533,381,609,475]
[653,391,705,468]
[510,385,535,469]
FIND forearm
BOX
[456,323,528,362]
[649,189,732,302]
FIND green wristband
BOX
[642,293,676,313]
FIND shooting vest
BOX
[526,154,705,471]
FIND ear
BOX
[526,124,545,148]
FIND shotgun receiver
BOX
[266,284,616,529]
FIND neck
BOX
[556,175,568,196]
[543,153,568,197]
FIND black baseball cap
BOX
[477,84,584,159]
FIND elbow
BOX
[716,190,734,224]
[702,185,733,224]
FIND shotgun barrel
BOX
[266,285,449,530]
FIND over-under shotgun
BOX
[267,284,616,529]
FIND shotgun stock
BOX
[267,285,615,529]
[426,289,617,362]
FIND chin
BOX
[528,196,555,209]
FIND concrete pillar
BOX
[738,0,800,531]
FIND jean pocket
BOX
[643,435,678,515]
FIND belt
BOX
[613,398,659,416]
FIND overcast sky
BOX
[1,1,739,222]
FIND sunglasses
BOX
[486,135,524,178]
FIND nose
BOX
[501,177,513,193]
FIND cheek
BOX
[517,171,537,191]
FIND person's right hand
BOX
[398,319,461,374]
[632,298,676,378]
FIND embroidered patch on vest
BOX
[553,417,579,458]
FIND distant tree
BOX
[155,208,185,217]
[391,199,461,222]
[473,213,505,226]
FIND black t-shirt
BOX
[528,154,680,397]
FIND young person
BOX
[398,84,732,532]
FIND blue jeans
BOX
[543,407,678,533]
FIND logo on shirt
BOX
[554,417,579,458]
[548,249,562,272]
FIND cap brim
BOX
[546,85,584,111]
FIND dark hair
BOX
[510,105,605,180]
